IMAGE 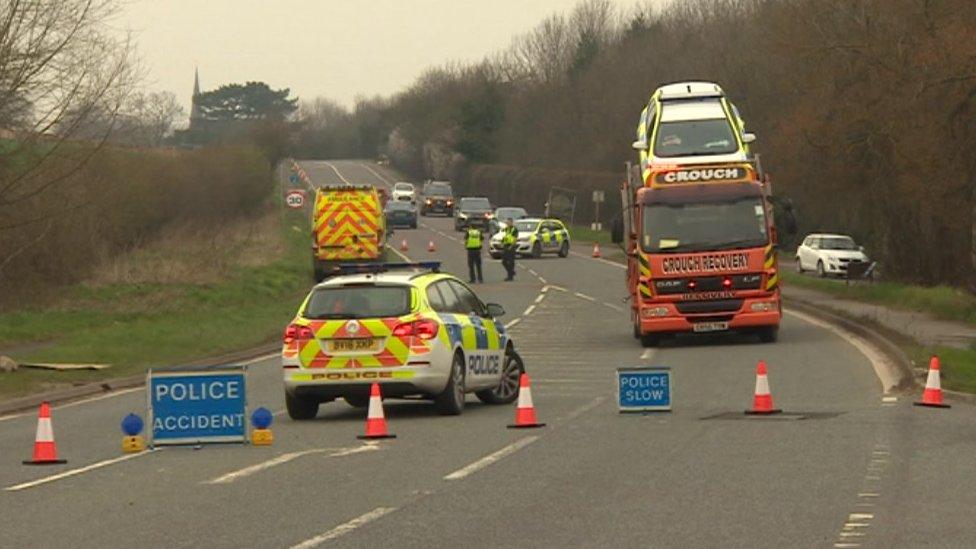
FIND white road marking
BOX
[785,308,900,392]
[6,449,158,491]
[573,292,596,302]
[540,286,549,293]
[290,507,397,549]
[533,379,600,384]
[561,396,606,421]
[444,436,539,480]
[206,444,379,485]
[640,349,655,360]
[523,305,536,316]
[359,163,395,188]
[538,276,548,284]
[504,318,521,329]
[528,269,538,276]
[534,294,545,304]
[602,302,624,312]
[569,250,626,269]
[322,161,353,185]
[387,244,411,262]
[548,285,567,292]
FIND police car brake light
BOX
[284,324,314,344]
[393,318,439,340]
[722,278,733,288]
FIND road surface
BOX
[0,160,973,548]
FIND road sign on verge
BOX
[285,189,305,209]
[289,174,299,184]
[617,367,671,412]
[148,368,247,446]
[592,190,605,203]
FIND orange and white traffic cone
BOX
[592,242,601,258]
[745,361,782,415]
[23,402,67,465]
[427,240,436,253]
[400,238,409,252]
[914,356,951,408]
[357,383,396,439]
[507,373,546,429]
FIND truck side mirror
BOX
[742,132,757,144]
[611,217,623,244]
[631,139,648,151]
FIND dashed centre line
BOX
[290,507,397,549]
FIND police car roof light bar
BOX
[336,262,441,274]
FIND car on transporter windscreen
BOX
[280,262,524,419]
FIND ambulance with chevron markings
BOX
[281,262,524,420]
[311,184,387,282]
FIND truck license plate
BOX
[692,322,729,333]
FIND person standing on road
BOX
[501,218,519,281]
[465,226,484,284]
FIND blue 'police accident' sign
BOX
[617,367,671,412]
[148,368,247,445]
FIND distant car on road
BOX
[384,200,418,229]
[281,262,523,419]
[795,233,870,277]
[454,197,493,231]
[489,206,529,236]
[420,181,454,216]
[489,217,570,259]
[391,182,416,203]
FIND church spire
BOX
[190,67,202,123]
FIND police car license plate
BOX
[329,338,377,352]
[693,322,729,333]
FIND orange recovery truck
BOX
[613,161,794,346]
[311,184,386,282]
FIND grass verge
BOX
[781,270,976,325]
[909,345,976,394]
[569,223,613,245]
[0,208,312,401]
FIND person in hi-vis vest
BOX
[465,226,484,283]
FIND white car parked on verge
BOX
[795,233,870,277]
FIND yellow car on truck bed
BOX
[312,184,386,282]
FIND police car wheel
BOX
[476,348,523,405]
[343,395,369,408]
[816,260,826,278]
[558,241,569,257]
[795,257,804,273]
[435,352,466,415]
[531,242,542,258]
[285,391,319,420]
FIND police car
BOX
[488,218,571,259]
[281,262,523,419]
[633,81,756,175]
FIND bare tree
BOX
[0,0,138,220]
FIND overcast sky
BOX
[116,0,657,112]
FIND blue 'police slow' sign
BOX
[149,368,247,445]
[617,367,672,412]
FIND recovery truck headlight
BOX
[750,302,775,312]
[641,306,669,318]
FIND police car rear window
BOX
[304,286,411,319]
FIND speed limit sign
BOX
[285,190,305,209]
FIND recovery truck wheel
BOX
[639,332,660,348]
[757,326,779,343]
